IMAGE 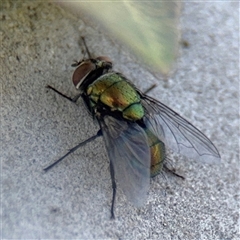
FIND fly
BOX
[44,41,221,219]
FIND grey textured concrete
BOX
[1,1,239,239]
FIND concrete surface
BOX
[1,1,239,239]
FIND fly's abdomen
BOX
[145,129,166,177]
[87,73,144,121]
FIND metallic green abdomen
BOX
[145,129,166,177]
[87,73,144,121]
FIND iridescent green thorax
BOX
[87,72,144,121]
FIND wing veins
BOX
[141,94,220,162]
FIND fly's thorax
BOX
[87,73,121,100]
[144,128,166,177]
[87,72,145,121]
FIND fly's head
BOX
[72,56,113,92]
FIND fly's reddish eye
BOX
[72,61,95,88]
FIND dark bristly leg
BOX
[109,160,116,219]
[163,164,185,180]
[44,130,102,171]
[71,93,82,102]
[81,36,92,59]
[144,84,157,94]
[46,85,82,103]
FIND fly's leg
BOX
[144,84,157,94]
[46,85,81,103]
[81,36,92,59]
[44,130,102,171]
[109,160,116,219]
[72,37,92,67]
[163,164,185,180]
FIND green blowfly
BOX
[45,51,221,219]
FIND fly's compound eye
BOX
[72,60,96,89]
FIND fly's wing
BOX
[99,115,151,207]
[141,95,221,163]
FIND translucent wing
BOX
[141,95,221,163]
[99,115,151,206]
